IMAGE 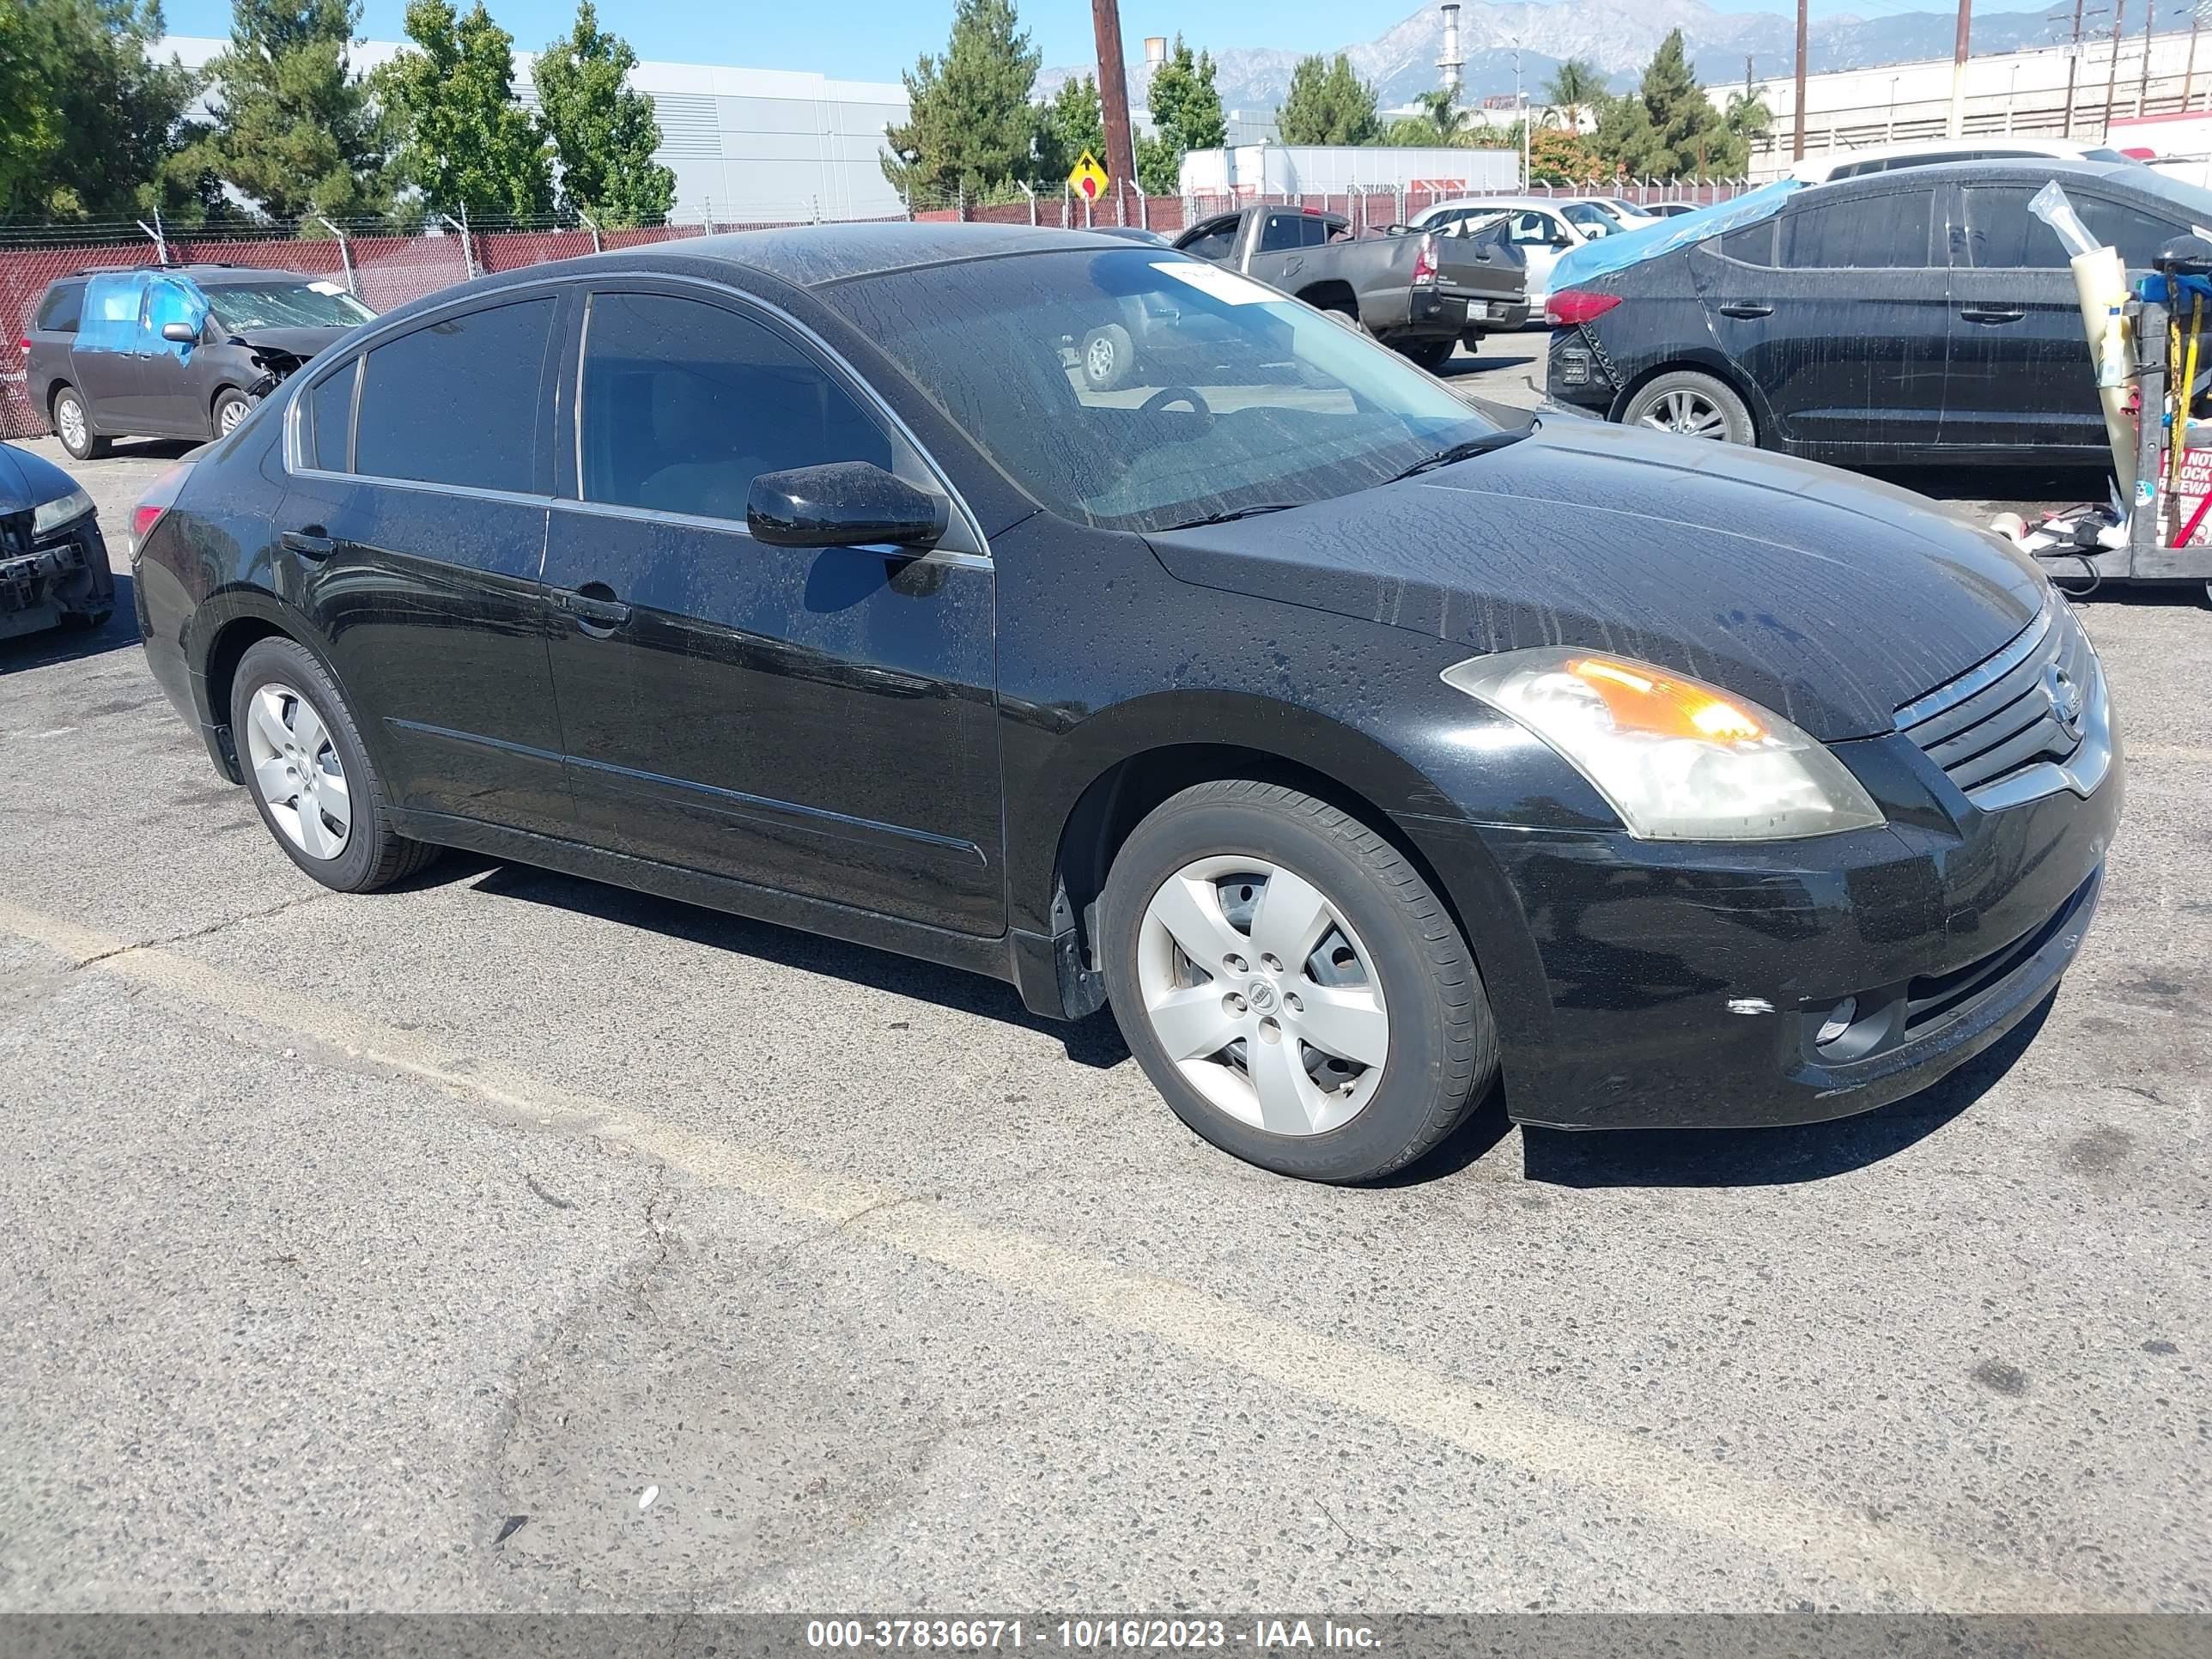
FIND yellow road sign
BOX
[1068,150,1109,203]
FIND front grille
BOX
[1893,600,2099,805]
[1903,871,2099,1035]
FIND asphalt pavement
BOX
[1,386,2207,1616]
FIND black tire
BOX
[228,636,439,892]
[1619,369,1757,446]
[1080,323,1134,392]
[211,387,253,439]
[52,386,110,460]
[1101,780,1498,1183]
[57,607,112,632]
[1401,337,1455,371]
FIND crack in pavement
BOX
[60,890,336,972]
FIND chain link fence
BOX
[2,179,1747,440]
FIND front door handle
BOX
[1717,301,1773,319]
[555,587,631,629]
[1960,307,2026,324]
[280,529,336,558]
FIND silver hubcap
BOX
[1136,854,1390,1137]
[1638,387,1729,440]
[243,683,352,860]
[219,398,247,434]
[58,398,86,447]
[1086,336,1116,379]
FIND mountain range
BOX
[1044,0,2077,112]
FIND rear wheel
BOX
[229,636,439,892]
[52,386,109,460]
[1101,781,1498,1183]
[1401,337,1455,371]
[1620,370,1755,445]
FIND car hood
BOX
[1144,419,2045,741]
[226,325,349,361]
[0,440,76,511]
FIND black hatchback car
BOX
[132,225,2120,1182]
[1547,159,2212,465]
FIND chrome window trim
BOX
[1892,597,2056,731]
[548,494,989,568]
[284,465,556,512]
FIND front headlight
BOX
[32,486,95,538]
[1442,648,1885,841]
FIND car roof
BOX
[1798,155,2149,197]
[1790,137,2123,181]
[605,222,1127,288]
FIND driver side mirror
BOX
[746,461,948,550]
[161,321,199,343]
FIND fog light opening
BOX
[1815,998,1858,1048]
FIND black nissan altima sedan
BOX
[130,223,2121,1182]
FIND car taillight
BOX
[1412,234,1439,286]
[16,337,27,356]
[1547,290,1623,326]
[131,460,195,555]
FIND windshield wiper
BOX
[1386,428,1530,483]
[1157,502,1306,531]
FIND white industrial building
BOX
[159,35,910,223]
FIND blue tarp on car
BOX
[76,270,210,361]
[1547,179,1805,293]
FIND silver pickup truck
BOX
[1170,204,1528,368]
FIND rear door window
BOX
[576,290,891,523]
[305,359,359,471]
[1257,214,1306,253]
[352,297,556,494]
[35,283,84,333]
[1713,220,1778,265]
[1779,187,1937,267]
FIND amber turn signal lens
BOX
[1567,658,1766,744]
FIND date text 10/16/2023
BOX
[805,1619,1382,1650]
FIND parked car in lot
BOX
[1560,196,1660,232]
[1642,201,1702,219]
[1170,204,1527,368]
[1547,158,2212,463]
[1,440,112,641]
[25,263,375,459]
[134,223,2118,1182]
[1406,197,1603,313]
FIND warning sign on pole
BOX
[1067,150,1109,204]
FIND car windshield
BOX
[1561,203,1623,235]
[205,281,376,331]
[823,247,1503,533]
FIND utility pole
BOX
[1091,0,1136,191]
[2136,0,2154,113]
[1948,0,1972,137]
[2188,7,2203,111]
[1793,0,1808,161]
[2104,0,2125,137]
[2064,0,2085,136]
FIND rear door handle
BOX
[1960,307,2026,324]
[555,588,631,629]
[280,529,335,558]
[1717,301,1773,318]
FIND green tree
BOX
[1624,28,1743,178]
[1542,57,1607,131]
[167,0,386,224]
[1413,87,1468,143]
[532,2,673,226]
[1725,85,1773,143]
[1135,34,1223,194]
[374,0,550,219]
[1034,70,1103,185]
[880,0,1038,204]
[2,0,201,218]
[1276,53,1378,147]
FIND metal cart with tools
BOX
[1996,217,2212,603]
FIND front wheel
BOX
[229,636,440,892]
[1101,781,1498,1182]
[212,388,253,438]
[1620,370,1756,445]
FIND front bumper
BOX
[1,512,114,641]
[1399,731,2124,1131]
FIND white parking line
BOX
[0,895,2102,1611]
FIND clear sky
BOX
[157,0,2069,85]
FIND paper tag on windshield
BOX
[1152,262,1277,305]
[308,281,344,295]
